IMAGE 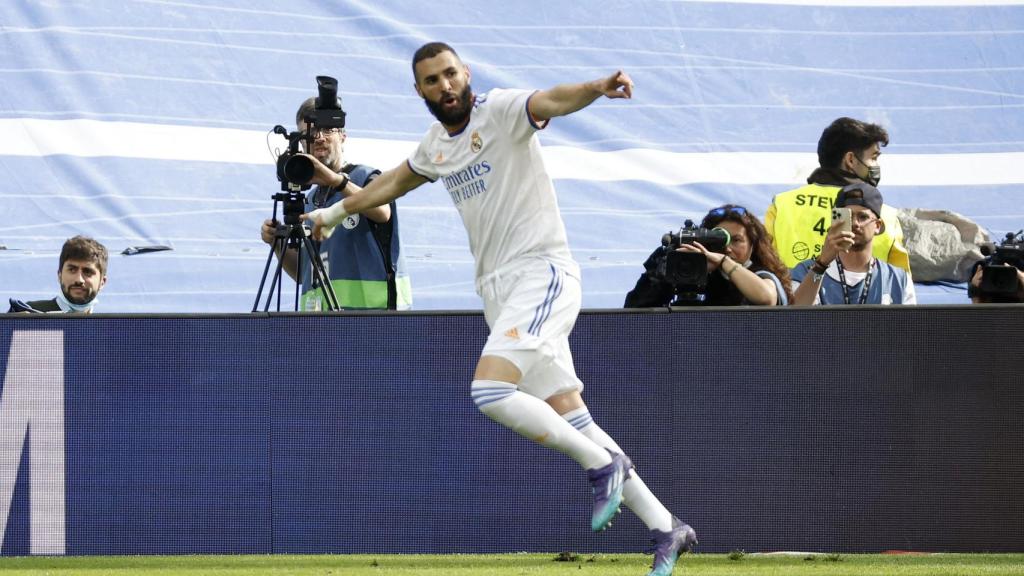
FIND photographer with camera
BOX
[624,204,793,307]
[259,90,411,311]
[791,182,915,306]
[967,231,1024,303]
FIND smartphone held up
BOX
[831,207,852,234]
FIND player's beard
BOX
[424,84,473,126]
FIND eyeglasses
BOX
[306,127,342,138]
[850,211,877,225]
[707,206,747,218]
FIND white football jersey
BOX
[408,88,578,281]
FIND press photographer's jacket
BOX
[623,248,788,307]
[7,298,62,313]
[298,164,412,311]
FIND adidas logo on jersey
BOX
[504,327,520,340]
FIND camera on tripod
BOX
[654,220,731,304]
[254,76,347,313]
[273,75,347,192]
[976,230,1024,302]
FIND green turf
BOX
[0,553,1022,575]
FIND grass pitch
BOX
[0,553,1022,575]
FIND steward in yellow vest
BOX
[764,117,910,272]
[765,173,909,271]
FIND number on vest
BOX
[812,217,827,235]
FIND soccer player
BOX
[302,42,696,575]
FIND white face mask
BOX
[55,292,96,313]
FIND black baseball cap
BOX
[836,181,883,218]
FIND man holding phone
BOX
[764,117,910,273]
[790,182,916,305]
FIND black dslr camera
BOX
[975,230,1024,302]
[273,75,347,194]
[656,220,731,304]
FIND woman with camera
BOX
[624,204,793,307]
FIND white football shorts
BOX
[476,257,584,400]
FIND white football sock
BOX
[471,380,610,470]
[563,406,673,532]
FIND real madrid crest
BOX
[471,130,483,153]
[342,213,360,230]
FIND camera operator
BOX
[791,182,915,306]
[624,204,793,307]
[967,231,1024,303]
[260,96,412,310]
[969,265,1024,303]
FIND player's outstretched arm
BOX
[528,70,634,123]
[302,161,427,241]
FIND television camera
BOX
[975,230,1024,302]
[655,220,731,304]
[253,76,347,312]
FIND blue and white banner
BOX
[2,1,1022,311]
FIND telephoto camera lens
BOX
[282,154,315,185]
[697,227,731,253]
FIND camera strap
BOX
[836,258,875,305]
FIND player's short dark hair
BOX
[412,42,460,79]
[817,117,889,169]
[59,235,108,276]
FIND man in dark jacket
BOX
[8,235,108,314]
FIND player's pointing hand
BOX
[301,208,336,241]
[601,70,634,99]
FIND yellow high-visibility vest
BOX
[764,183,910,271]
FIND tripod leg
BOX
[305,242,328,310]
[261,237,290,312]
[302,236,341,311]
[254,201,309,312]
[252,243,279,312]
[293,236,321,311]
[254,237,290,312]
[293,241,303,311]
